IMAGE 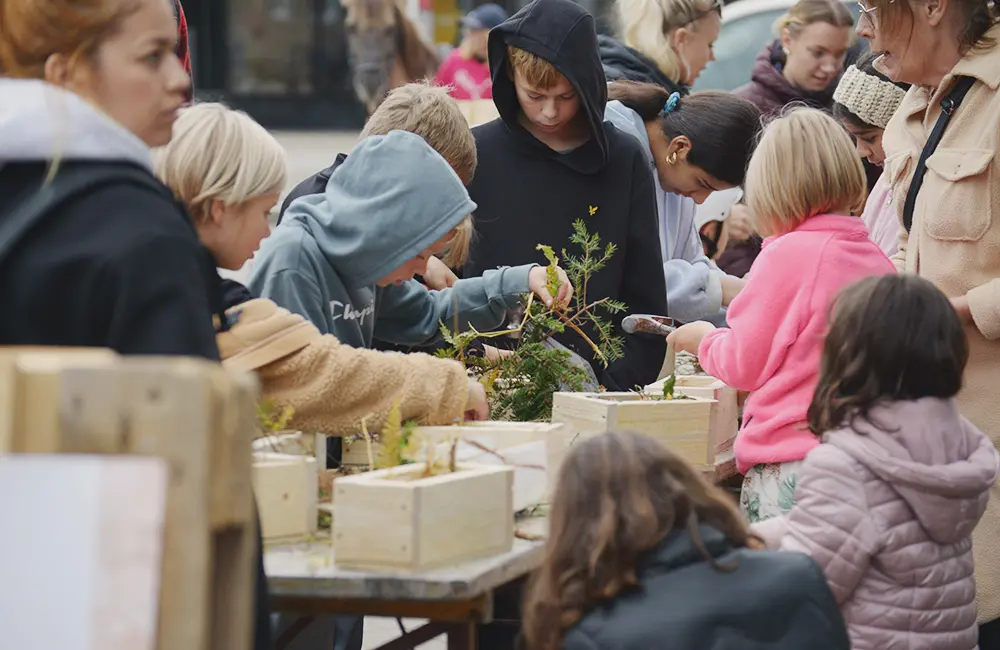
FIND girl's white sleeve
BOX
[662,196,725,321]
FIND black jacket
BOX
[276,153,348,224]
[0,160,274,650]
[465,0,668,391]
[597,35,687,95]
[0,161,223,357]
[563,525,851,650]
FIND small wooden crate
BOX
[337,421,567,468]
[0,350,259,650]
[550,392,715,469]
[409,421,567,511]
[252,452,318,540]
[646,376,739,453]
[332,463,514,571]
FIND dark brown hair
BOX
[608,81,762,187]
[870,0,998,52]
[520,430,761,650]
[808,274,968,436]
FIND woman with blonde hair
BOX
[857,0,1000,640]
[521,430,849,650]
[598,0,722,93]
[156,103,491,433]
[734,0,855,116]
[668,107,894,524]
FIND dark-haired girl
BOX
[831,52,910,256]
[605,81,761,322]
[521,430,850,650]
[754,274,998,649]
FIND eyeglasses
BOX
[857,0,894,27]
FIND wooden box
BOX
[252,452,318,540]
[408,421,567,511]
[332,463,514,571]
[645,376,739,453]
[550,392,715,469]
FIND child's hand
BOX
[528,265,573,308]
[464,379,490,421]
[423,256,459,290]
[667,321,716,355]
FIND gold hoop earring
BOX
[666,152,678,165]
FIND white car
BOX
[694,0,863,92]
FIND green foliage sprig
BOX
[436,217,627,421]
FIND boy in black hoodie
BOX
[465,0,668,392]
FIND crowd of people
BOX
[1,0,999,647]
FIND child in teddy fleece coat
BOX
[754,274,999,650]
[156,104,490,431]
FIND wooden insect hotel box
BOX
[645,375,739,453]
[332,463,515,571]
[0,348,260,650]
[550,391,715,470]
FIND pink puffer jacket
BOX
[759,398,999,650]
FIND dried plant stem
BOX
[360,417,375,472]
[462,438,546,471]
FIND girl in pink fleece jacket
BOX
[754,274,999,649]
[668,107,894,522]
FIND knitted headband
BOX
[832,65,907,129]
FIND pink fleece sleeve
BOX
[697,242,807,391]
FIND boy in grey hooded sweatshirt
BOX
[249,130,554,350]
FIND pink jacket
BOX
[698,214,894,473]
[860,171,899,257]
[758,399,999,650]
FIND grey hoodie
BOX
[248,130,534,348]
[604,100,727,324]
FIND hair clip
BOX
[664,92,680,114]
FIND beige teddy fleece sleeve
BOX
[257,336,471,435]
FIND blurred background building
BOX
[182,0,615,129]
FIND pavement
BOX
[272,131,360,201]
[267,131,448,650]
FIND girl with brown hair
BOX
[521,430,849,650]
[604,81,760,322]
[754,274,998,649]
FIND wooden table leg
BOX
[447,622,477,650]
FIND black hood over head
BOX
[487,0,609,173]
[597,35,686,95]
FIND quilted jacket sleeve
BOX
[780,444,879,605]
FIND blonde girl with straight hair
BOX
[668,106,895,524]
[156,102,287,271]
[599,0,722,92]
[155,102,491,437]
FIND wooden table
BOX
[265,518,547,650]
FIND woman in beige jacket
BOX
[155,102,492,431]
[857,0,1000,640]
